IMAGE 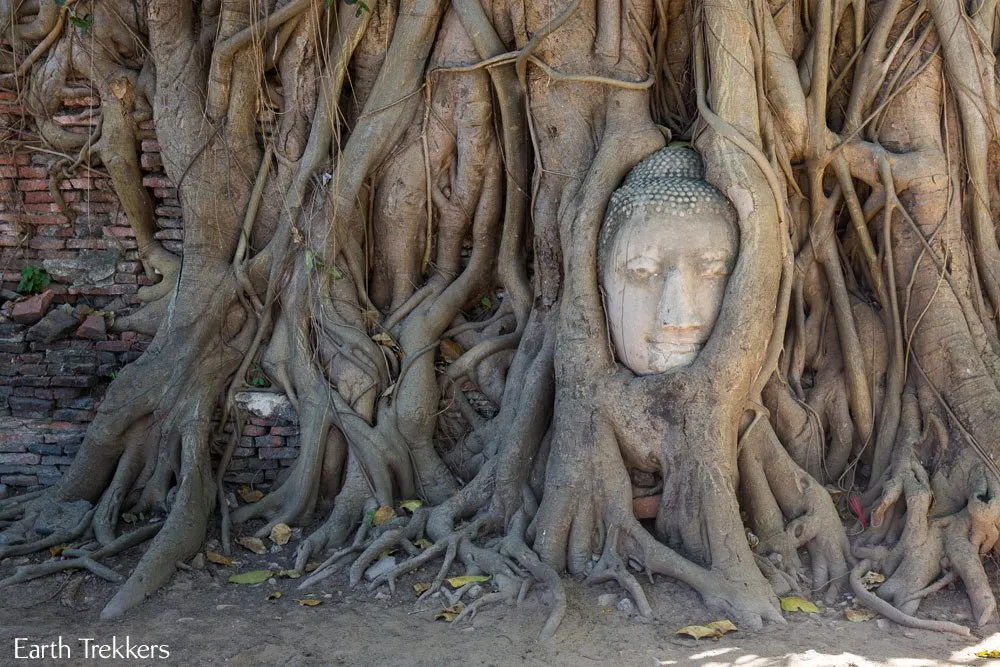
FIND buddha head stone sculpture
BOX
[599,147,739,375]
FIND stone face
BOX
[42,250,118,286]
[234,391,296,421]
[26,307,78,343]
[75,314,107,340]
[599,147,738,376]
[11,289,54,324]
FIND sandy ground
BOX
[1,527,998,667]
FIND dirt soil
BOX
[1,523,998,667]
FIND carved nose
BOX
[656,271,700,330]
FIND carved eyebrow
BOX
[624,255,659,269]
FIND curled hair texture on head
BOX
[598,147,739,271]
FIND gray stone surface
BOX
[364,556,397,582]
[26,306,79,343]
[42,251,118,287]
[234,391,296,421]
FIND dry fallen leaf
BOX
[435,603,464,621]
[439,339,465,362]
[676,625,722,639]
[446,575,491,588]
[266,591,282,601]
[860,570,885,590]
[413,582,431,596]
[304,562,320,572]
[844,607,874,622]
[399,499,422,512]
[270,523,292,546]
[236,536,267,554]
[228,570,273,585]
[49,545,67,557]
[372,506,396,526]
[296,599,323,607]
[205,551,233,567]
[276,569,301,579]
[372,332,393,346]
[120,513,137,524]
[976,650,1000,658]
[780,596,820,613]
[706,619,737,635]
[238,486,264,503]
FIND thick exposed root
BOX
[535,417,785,630]
[740,416,854,602]
[585,525,652,618]
[856,425,1000,630]
[850,560,970,636]
[101,428,216,620]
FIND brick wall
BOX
[0,90,297,494]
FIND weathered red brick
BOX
[140,153,163,169]
[0,153,29,166]
[63,95,100,107]
[103,225,135,238]
[18,167,48,179]
[11,290,54,324]
[1,474,38,486]
[632,494,661,520]
[0,453,40,465]
[142,175,173,189]
[17,179,50,191]
[23,203,62,214]
[75,314,107,341]
[28,238,66,250]
[22,191,54,203]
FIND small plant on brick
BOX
[17,266,50,294]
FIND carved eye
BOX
[626,266,659,281]
[699,261,728,278]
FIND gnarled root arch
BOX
[1,0,999,637]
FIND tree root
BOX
[0,556,123,588]
[585,524,652,617]
[502,509,566,641]
[849,560,970,636]
[0,508,95,559]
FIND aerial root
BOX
[452,590,511,623]
[586,524,652,617]
[369,533,454,595]
[0,522,162,589]
[348,511,430,587]
[898,571,956,605]
[503,509,566,640]
[752,552,801,596]
[413,536,460,600]
[0,490,44,513]
[0,509,95,559]
[849,559,970,636]
[0,556,123,588]
[295,544,364,589]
